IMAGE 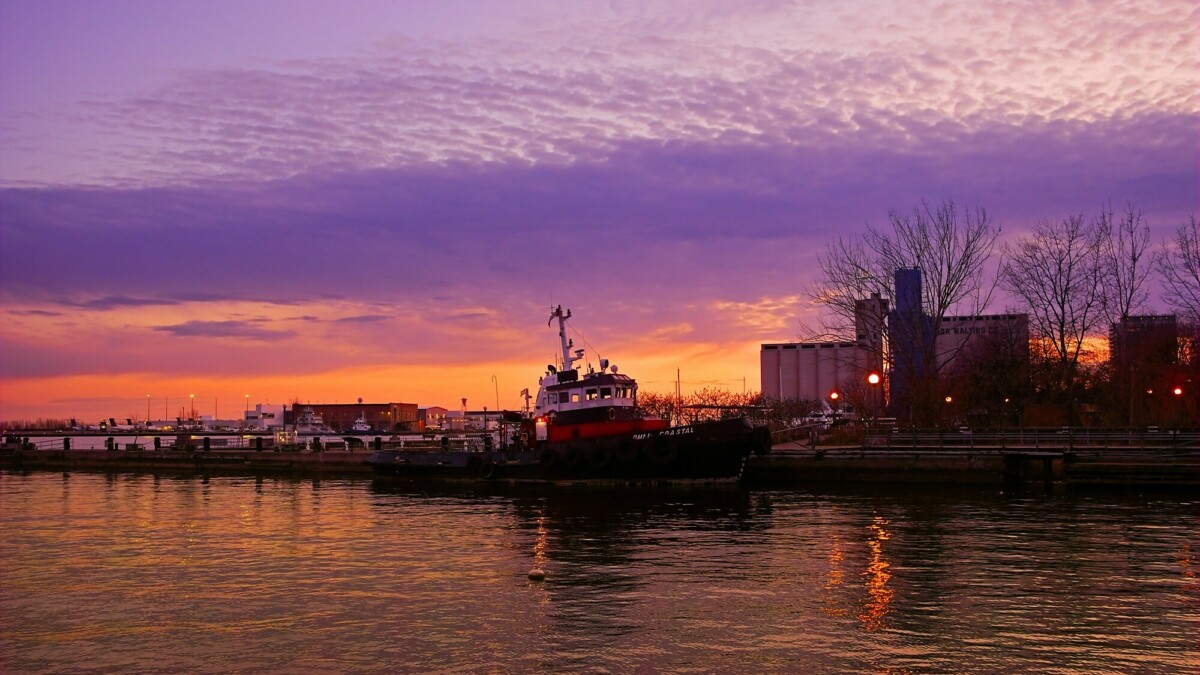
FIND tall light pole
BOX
[491,375,500,412]
[146,394,151,425]
[190,394,195,424]
[867,372,881,427]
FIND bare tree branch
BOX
[1156,214,1200,328]
[1097,202,1151,323]
[1001,214,1106,400]
[809,199,1001,423]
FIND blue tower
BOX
[888,268,931,417]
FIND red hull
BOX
[547,418,669,443]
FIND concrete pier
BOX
[2,435,1198,486]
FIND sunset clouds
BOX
[1,0,1196,420]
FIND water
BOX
[1,472,1196,673]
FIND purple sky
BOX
[1,0,1197,421]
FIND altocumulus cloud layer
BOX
[0,0,1196,406]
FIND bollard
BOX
[154,436,161,450]
[105,436,115,451]
[255,437,263,452]
[63,437,71,451]
[373,436,382,451]
[202,437,210,452]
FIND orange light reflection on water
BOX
[533,516,548,571]
[859,515,894,632]
[821,534,849,619]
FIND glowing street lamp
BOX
[1174,386,1183,396]
[190,394,195,423]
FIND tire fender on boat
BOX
[480,459,498,479]
[649,438,678,465]
[606,407,616,421]
[615,439,639,463]
[561,445,583,466]
[587,445,612,469]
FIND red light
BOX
[867,372,881,385]
[829,391,839,400]
[1174,387,1183,396]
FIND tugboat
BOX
[367,306,770,483]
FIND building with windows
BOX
[282,402,419,432]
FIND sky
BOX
[1,0,1197,423]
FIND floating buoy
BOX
[527,568,545,581]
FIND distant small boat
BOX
[351,415,371,433]
[294,406,334,435]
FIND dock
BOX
[2,429,1198,487]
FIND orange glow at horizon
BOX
[0,340,765,423]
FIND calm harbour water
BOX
[1,471,1196,673]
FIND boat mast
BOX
[550,305,581,372]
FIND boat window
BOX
[548,393,559,404]
[571,392,580,403]
[600,387,612,399]
[585,388,598,401]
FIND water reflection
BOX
[822,534,848,619]
[859,515,894,631]
[2,474,1198,673]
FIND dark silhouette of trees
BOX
[1157,215,1200,329]
[1001,213,1107,423]
[1098,202,1152,323]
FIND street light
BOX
[866,372,881,426]
[1174,386,1183,396]
[146,394,151,425]
[190,394,195,425]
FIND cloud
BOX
[74,296,179,310]
[3,0,1193,187]
[333,314,390,324]
[152,320,295,341]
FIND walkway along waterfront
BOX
[3,428,1198,487]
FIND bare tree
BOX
[810,199,1001,423]
[1001,214,1106,413]
[1156,215,1200,327]
[1097,202,1151,323]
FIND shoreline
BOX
[3,440,1197,488]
